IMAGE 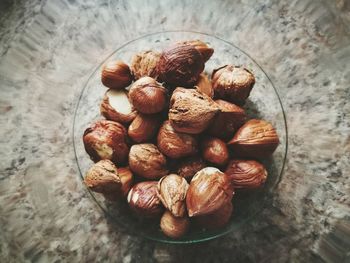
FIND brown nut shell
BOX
[195,73,214,98]
[129,77,168,114]
[169,88,219,134]
[128,143,168,179]
[118,167,134,196]
[158,44,204,87]
[201,137,229,166]
[83,120,129,165]
[225,160,267,189]
[100,89,137,124]
[130,50,160,80]
[101,60,132,90]
[227,119,279,159]
[157,120,198,159]
[160,211,190,239]
[186,167,234,217]
[208,100,246,139]
[178,40,214,62]
[127,181,164,218]
[176,156,206,180]
[212,65,255,105]
[128,113,161,143]
[195,201,233,230]
[157,174,189,217]
[84,160,121,194]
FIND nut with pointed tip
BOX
[84,160,121,194]
[157,44,204,87]
[128,113,161,143]
[127,181,164,218]
[186,167,234,217]
[208,100,246,139]
[176,156,206,180]
[177,40,214,62]
[83,120,129,165]
[195,201,233,230]
[160,211,190,239]
[212,65,255,105]
[128,144,168,179]
[195,73,214,98]
[227,119,279,159]
[101,60,132,90]
[100,89,137,124]
[157,174,189,217]
[130,50,160,80]
[129,76,168,114]
[157,120,198,159]
[201,137,229,166]
[169,88,220,134]
[225,160,267,189]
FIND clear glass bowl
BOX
[73,31,288,244]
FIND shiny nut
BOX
[212,65,255,105]
[157,44,204,87]
[130,50,160,79]
[128,113,161,143]
[83,120,129,165]
[84,160,121,194]
[157,120,198,159]
[195,73,214,98]
[100,89,137,124]
[169,88,220,134]
[195,201,233,230]
[101,60,132,90]
[225,159,267,189]
[157,174,189,217]
[160,211,190,239]
[128,144,168,179]
[127,181,163,218]
[208,99,246,139]
[129,76,168,114]
[178,40,214,62]
[227,119,279,159]
[176,156,206,180]
[201,137,229,166]
[186,167,234,217]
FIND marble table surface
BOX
[0,0,349,262]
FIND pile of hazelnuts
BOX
[82,40,280,239]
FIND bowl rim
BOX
[72,30,288,244]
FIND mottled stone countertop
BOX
[0,0,349,262]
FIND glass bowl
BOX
[73,31,288,244]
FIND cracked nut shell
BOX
[130,50,160,80]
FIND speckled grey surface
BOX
[0,0,349,262]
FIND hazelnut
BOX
[128,144,168,179]
[208,99,246,139]
[201,137,229,166]
[129,77,168,114]
[118,167,134,196]
[83,120,129,165]
[195,73,214,98]
[101,60,132,90]
[157,174,189,217]
[100,89,137,124]
[178,40,214,62]
[186,167,234,217]
[127,181,163,218]
[130,50,160,79]
[157,44,204,87]
[195,201,233,230]
[176,156,206,180]
[225,160,267,189]
[227,119,279,159]
[84,160,121,194]
[157,120,198,159]
[128,113,161,143]
[169,88,220,134]
[160,211,190,239]
[212,65,255,105]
